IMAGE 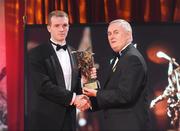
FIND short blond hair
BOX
[48,10,68,25]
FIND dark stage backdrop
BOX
[25,23,180,131]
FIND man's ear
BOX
[47,25,51,33]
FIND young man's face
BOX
[107,22,131,53]
[47,16,69,43]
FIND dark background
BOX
[25,23,180,131]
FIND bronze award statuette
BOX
[72,50,98,89]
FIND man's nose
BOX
[110,36,115,41]
[59,26,64,31]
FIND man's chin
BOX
[112,48,119,53]
[57,38,65,42]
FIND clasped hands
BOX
[73,67,97,111]
[74,87,97,111]
[73,94,91,111]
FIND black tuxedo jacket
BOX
[91,44,148,130]
[27,42,81,130]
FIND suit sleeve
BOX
[28,49,73,107]
[96,55,146,109]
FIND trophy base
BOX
[84,81,98,90]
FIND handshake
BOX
[72,84,98,111]
[73,94,91,112]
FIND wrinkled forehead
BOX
[107,22,124,32]
[108,21,132,32]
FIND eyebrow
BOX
[113,30,119,33]
[108,29,119,33]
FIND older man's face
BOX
[107,22,131,53]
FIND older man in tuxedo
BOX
[83,19,148,130]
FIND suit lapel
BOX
[44,42,80,91]
[48,44,66,87]
[103,44,134,88]
[47,44,79,91]
[104,57,118,88]
[67,46,79,91]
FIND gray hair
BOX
[109,19,132,32]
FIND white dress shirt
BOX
[51,39,72,91]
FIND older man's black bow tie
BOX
[51,42,67,51]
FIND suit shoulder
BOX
[124,47,147,65]
[130,47,148,70]
[29,43,49,52]
[127,46,144,59]
[28,43,52,59]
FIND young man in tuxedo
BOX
[83,19,148,130]
[28,10,93,130]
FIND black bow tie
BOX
[51,41,67,51]
[56,44,67,51]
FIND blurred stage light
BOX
[78,118,87,126]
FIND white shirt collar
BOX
[118,42,131,55]
[50,38,66,46]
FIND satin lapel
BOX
[104,57,117,88]
[67,46,79,91]
[49,44,66,87]
[103,44,133,88]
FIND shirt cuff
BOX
[70,93,76,105]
